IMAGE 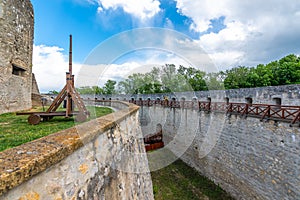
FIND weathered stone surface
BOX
[140,105,300,200]
[0,0,34,114]
[0,102,154,200]
[92,84,300,106]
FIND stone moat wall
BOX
[88,84,300,106]
[0,102,154,199]
[0,0,34,114]
[139,105,300,200]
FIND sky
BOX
[30,0,300,93]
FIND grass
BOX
[151,159,234,200]
[0,106,113,152]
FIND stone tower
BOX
[0,0,34,114]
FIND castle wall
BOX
[93,84,300,106]
[139,105,300,199]
[0,0,34,114]
[0,102,153,199]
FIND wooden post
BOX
[66,72,72,117]
[66,35,74,117]
[69,35,72,77]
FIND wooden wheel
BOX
[28,114,41,125]
[75,112,87,122]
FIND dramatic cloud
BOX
[34,0,300,89]
[175,0,300,68]
[92,0,161,20]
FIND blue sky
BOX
[32,0,208,62]
[30,0,300,92]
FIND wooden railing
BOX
[129,100,300,126]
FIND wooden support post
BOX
[69,35,73,77]
[291,109,300,125]
[66,72,72,117]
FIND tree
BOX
[103,80,117,95]
[254,64,273,87]
[224,66,251,89]
[276,54,300,85]
[76,86,94,94]
[205,72,224,90]
[92,86,104,95]
[178,66,208,91]
[48,90,59,94]
[160,64,192,92]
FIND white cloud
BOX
[175,0,300,69]
[93,0,161,20]
[176,0,229,32]
[32,45,81,93]
[164,18,174,29]
[76,50,192,88]
[33,44,193,92]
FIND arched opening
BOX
[224,97,229,104]
[273,97,282,106]
[245,97,253,105]
[156,123,162,134]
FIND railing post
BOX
[228,103,233,113]
[242,104,249,116]
[291,109,300,125]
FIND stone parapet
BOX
[0,101,153,199]
[88,84,300,106]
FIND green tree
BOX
[178,66,208,91]
[161,64,191,92]
[103,80,117,95]
[276,54,300,85]
[77,86,94,94]
[254,64,273,87]
[205,72,224,90]
[224,66,251,89]
[92,86,104,95]
[48,90,59,94]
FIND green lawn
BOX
[0,106,113,152]
[151,159,234,200]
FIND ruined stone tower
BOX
[0,0,34,114]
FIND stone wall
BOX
[31,73,43,107]
[0,102,153,199]
[92,84,300,106]
[0,0,34,114]
[139,105,300,199]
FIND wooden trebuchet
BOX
[17,35,89,125]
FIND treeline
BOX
[224,54,300,89]
[75,64,225,95]
[48,54,300,95]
